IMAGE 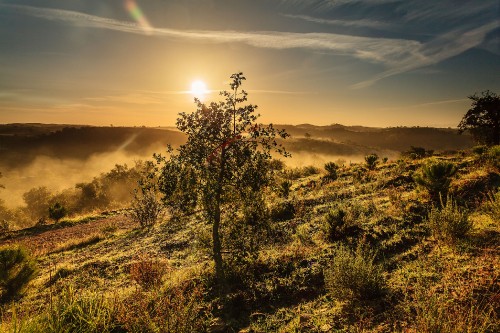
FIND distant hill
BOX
[0,124,185,169]
[278,124,472,153]
[0,123,473,169]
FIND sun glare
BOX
[190,80,208,100]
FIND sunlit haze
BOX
[0,1,499,127]
[190,80,209,101]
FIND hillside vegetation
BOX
[0,145,498,332]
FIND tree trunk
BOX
[212,147,226,284]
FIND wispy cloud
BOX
[378,98,469,111]
[1,4,420,66]
[2,3,498,89]
[352,21,499,88]
[282,13,392,29]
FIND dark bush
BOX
[0,245,37,302]
[324,162,339,181]
[270,201,295,221]
[365,154,379,170]
[48,202,67,222]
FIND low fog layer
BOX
[0,124,472,209]
[0,150,158,208]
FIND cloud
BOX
[352,21,499,88]
[85,93,164,105]
[2,3,498,89]
[281,14,392,29]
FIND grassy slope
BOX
[0,151,499,332]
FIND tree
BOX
[23,186,52,221]
[156,73,289,283]
[458,90,500,145]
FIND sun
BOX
[190,80,208,100]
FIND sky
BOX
[0,0,499,127]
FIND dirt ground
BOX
[0,214,138,255]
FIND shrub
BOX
[48,202,67,222]
[427,198,472,244]
[323,208,347,242]
[364,154,379,170]
[472,145,487,156]
[486,145,500,168]
[325,244,385,302]
[0,246,37,302]
[270,200,295,221]
[128,188,165,228]
[403,146,433,159]
[414,160,457,203]
[484,190,500,220]
[130,257,169,290]
[279,180,292,199]
[323,162,339,181]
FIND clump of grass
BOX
[51,234,102,254]
[129,256,169,290]
[484,190,500,220]
[325,244,385,302]
[47,266,73,286]
[427,198,472,245]
[20,286,118,333]
[117,280,211,333]
[0,245,37,303]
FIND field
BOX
[1,144,498,332]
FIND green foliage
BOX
[364,153,379,170]
[224,193,271,266]
[48,202,67,222]
[22,286,118,333]
[128,187,165,228]
[155,73,289,282]
[325,244,385,302]
[458,90,500,145]
[323,208,347,242]
[323,162,339,181]
[0,246,37,303]
[486,145,500,168]
[427,198,472,244]
[484,190,500,220]
[414,160,457,203]
[279,180,292,198]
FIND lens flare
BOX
[124,0,152,34]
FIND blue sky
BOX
[0,0,499,127]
